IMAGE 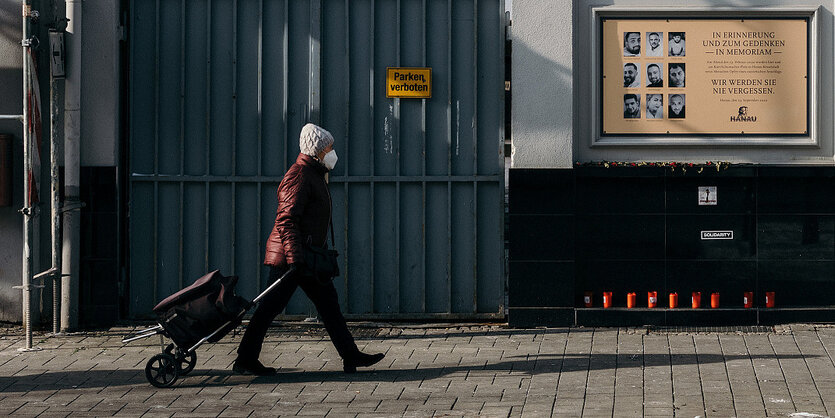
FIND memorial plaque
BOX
[602,18,808,135]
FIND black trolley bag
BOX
[153,270,251,349]
[122,268,293,387]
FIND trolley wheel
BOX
[145,353,178,388]
[165,343,197,375]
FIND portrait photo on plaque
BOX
[624,94,641,118]
[646,31,664,56]
[668,63,686,87]
[669,31,686,56]
[646,94,664,119]
[646,63,664,87]
[624,63,641,87]
[623,31,641,56]
[668,94,686,118]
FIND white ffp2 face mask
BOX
[322,149,338,170]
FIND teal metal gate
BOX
[129,0,505,319]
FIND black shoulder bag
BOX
[303,218,340,281]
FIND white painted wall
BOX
[512,0,835,167]
[510,1,574,168]
[0,2,26,322]
[81,1,119,167]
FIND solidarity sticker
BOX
[701,231,734,240]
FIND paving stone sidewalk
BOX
[1,323,834,417]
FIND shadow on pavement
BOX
[0,352,814,391]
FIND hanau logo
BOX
[730,106,757,122]
[701,230,734,240]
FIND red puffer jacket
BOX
[263,153,331,267]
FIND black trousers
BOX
[237,266,358,361]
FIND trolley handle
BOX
[121,324,163,344]
[252,267,295,305]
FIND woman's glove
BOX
[289,262,305,273]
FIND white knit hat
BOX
[299,123,334,157]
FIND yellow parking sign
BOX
[386,67,431,98]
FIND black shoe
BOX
[233,358,277,376]
[343,352,385,374]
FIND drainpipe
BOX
[62,0,82,332]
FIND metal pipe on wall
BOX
[62,0,82,332]
[49,31,63,335]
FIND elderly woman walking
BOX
[233,123,385,376]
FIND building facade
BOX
[509,0,835,326]
[1,0,833,328]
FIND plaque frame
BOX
[589,6,822,147]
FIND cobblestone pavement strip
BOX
[0,323,834,417]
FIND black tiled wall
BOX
[507,169,575,326]
[79,167,120,327]
[507,167,835,327]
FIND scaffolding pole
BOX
[19,0,37,351]
[0,1,46,350]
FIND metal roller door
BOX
[129,0,505,319]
